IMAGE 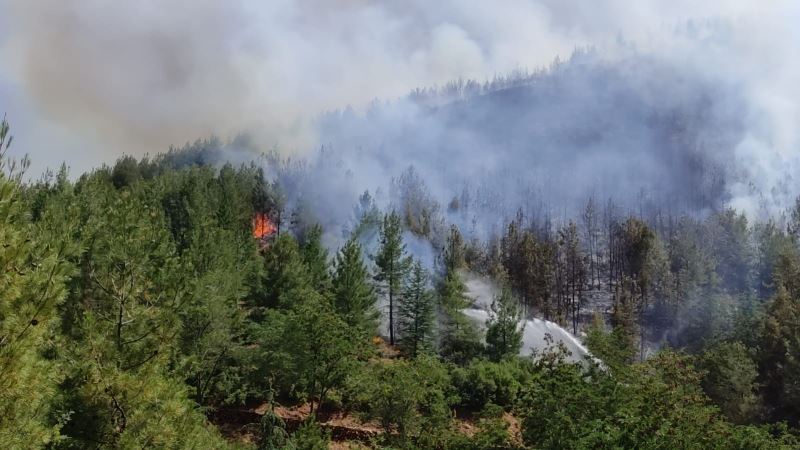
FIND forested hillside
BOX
[1,112,800,449]
[311,50,748,236]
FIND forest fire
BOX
[252,213,277,240]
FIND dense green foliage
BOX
[398,261,436,357]
[374,211,412,346]
[485,286,524,361]
[438,226,484,365]
[3,123,800,448]
[331,237,379,335]
[0,121,74,447]
[520,349,798,449]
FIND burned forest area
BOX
[2,2,800,449]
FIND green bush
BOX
[287,420,330,450]
[346,356,454,447]
[518,351,799,449]
[451,359,531,410]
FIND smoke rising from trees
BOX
[0,2,797,213]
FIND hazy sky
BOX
[0,1,797,180]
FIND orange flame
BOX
[253,213,277,239]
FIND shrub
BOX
[451,359,531,410]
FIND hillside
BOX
[2,113,800,448]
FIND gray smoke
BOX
[254,47,791,252]
[0,0,800,210]
[3,2,797,363]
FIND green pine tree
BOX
[443,225,465,272]
[0,119,74,446]
[485,286,524,361]
[438,262,483,364]
[301,224,332,295]
[332,237,379,334]
[398,261,436,357]
[44,175,232,448]
[261,233,312,309]
[759,287,800,421]
[374,211,411,346]
[440,281,482,360]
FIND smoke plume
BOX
[0,1,798,218]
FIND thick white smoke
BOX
[0,1,797,205]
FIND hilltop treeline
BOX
[2,121,800,449]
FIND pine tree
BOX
[439,276,484,363]
[582,196,600,288]
[614,217,667,360]
[759,287,800,421]
[558,221,585,333]
[485,286,524,361]
[374,211,411,345]
[698,341,763,424]
[610,278,638,364]
[261,233,311,309]
[708,209,753,295]
[501,210,525,303]
[46,177,233,448]
[398,261,435,357]
[252,167,285,233]
[502,213,557,319]
[443,225,465,272]
[436,225,483,362]
[584,312,634,372]
[0,119,74,446]
[332,237,379,334]
[165,168,258,406]
[789,197,800,243]
[351,190,381,240]
[301,223,332,295]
